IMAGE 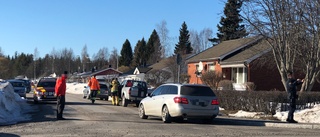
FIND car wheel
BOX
[138,104,148,119]
[105,96,109,101]
[100,97,104,100]
[121,95,128,107]
[162,105,171,123]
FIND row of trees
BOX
[0,19,213,80]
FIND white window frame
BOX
[231,67,247,84]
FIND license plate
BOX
[45,92,54,96]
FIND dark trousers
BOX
[57,96,65,118]
[90,90,98,98]
[287,98,296,121]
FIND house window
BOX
[231,67,247,84]
[195,64,199,71]
[208,64,215,71]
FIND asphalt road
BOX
[1,93,320,137]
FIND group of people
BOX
[54,71,122,120]
[53,70,303,123]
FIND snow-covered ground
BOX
[1,82,319,125]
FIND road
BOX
[0,93,320,137]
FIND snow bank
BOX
[0,82,35,125]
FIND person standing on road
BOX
[111,78,120,106]
[88,75,100,103]
[55,71,68,120]
[286,71,303,123]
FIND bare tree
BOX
[156,20,172,57]
[199,28,213,51]
[93,47,109,70]
[109,47,119,70]
[189,30,201,54]
[242,0,312,91]
[81,45,90,72]
[200,71,223,91]
[33,47,39,79]
[145,69,171,87]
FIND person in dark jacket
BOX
[55,71,68,120]
[286,71,303,123]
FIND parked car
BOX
[119,80,148,107]
[138,83,220,123]
[15,78,32,93]
[83,83,109,101]
[7,79,27,98]
[33,77,57,103]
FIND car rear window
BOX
[10,82,25,87]
[180,86,216,96]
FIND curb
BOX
[264,122,320,129]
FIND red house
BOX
[186,36,287,91]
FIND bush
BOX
[215,90,320,115]
[218,80,233,90]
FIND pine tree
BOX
[209,0,247,45]
[119,39,133,67]
[174,21,193,55]
[147,29,162,64]
[133,38,147,67]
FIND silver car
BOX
[138,83,219,123]
[83,83,109,101]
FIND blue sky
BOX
[0,0,225,58]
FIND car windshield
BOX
[180,86,216,96]
[10,82,25,87]
[37,81,56,87]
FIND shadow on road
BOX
[66,101,112,106]
[0,133,20,137]
[140,116,284,126]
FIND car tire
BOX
[138,104,148,119]
[105,96,109,101]
[121,95,128,107]
[100,97,104,100]
[162,105,171,123]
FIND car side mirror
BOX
[146,93,152,97]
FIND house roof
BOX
[148,57,173,70]
[186,36,263,63]
[220,39,271,65]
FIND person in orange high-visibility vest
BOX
[55,71,68,120]
[88,75,100,104]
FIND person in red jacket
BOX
[88,75,100,103]
[55,71,68,120]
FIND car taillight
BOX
[174,97,188,104]
[211,99,219,105]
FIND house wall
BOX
[188,61,222,84]
[249,58,284,91]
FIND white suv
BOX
[138,83,219,123]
